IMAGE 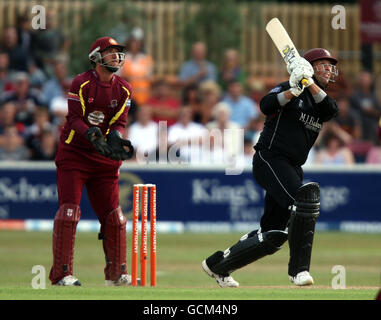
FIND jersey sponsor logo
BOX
[299,112,322,132]
[269,86,281,93]
[88,111,105,125]
[88,97,94,103]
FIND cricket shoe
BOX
[289,271,314,286]
[201,260,239,288]
[55,275,81,286]
[105,274,141,286]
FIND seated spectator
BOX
[218,48,246,92]
[146,79,180,127]
[366,118,381,164]
[178,41,217,87]
[1,26,30,72]
[181,83,202,123]
[30,128,57,160]
[30,8,68,75]
[247,79,267,105]
[1,72,44,127]
[127,107,158,162]
[41,56,72,107]
[24,106,56,158]
[0,124,30,160]
[315,130,355,165]
[198,80,221,125]
[119,27,154,106]
[222,79,259,128]
[334,96,362,140]
[0,102,17,135]
[366,145,381,164]
[0,51,15,93]
[168,106,208,163]
[206,102,241,163]
[350,71,381,144]
[50,95,68,129]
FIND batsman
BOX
[202,48,339,287]
[49,37,135,286]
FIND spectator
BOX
[41,57,71,108]
[0,51,14,93]
[16,11,33,55]
[366,144,381,164]
[206,101,241,163]
[30,128,57,161]
[181,83,202,123]
[334,96,362,140]
[218,48,246,92]
[127,107,158,162]
[178,41,217,87]
[1,72,44,127]
[198,80,221,125]
[0,102,17,135]
[222,79,259,128]
[315,130,355,165]
[366,117,381,164]
[168,106,208,163]
[30,8,67,75]
[119,27,154,106]
[247,79,267,105]
[146,78,180,127]
[0,125,30,160]
[1,26,30,72]
[350,71,381,144]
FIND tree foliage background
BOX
[68,0,142,75]
[182,0,242,67]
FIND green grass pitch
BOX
[0,231,380,300]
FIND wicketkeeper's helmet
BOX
[89,37,126,73]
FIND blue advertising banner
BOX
[0,163,380,230]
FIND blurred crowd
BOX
[1,10,381,166]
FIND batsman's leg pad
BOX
[288,182,320,277]
[49,204,81,284]
[101,207,127,281]
[206,229,288,276]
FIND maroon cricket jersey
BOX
[56,69,132,167]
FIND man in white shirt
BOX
[168,106,208,163]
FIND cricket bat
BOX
[265,18,309,87]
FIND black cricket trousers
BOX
[252,149,304,232]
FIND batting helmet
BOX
[88,37,126,72]
[303,48,338,65]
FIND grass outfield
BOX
[0,231,380,300]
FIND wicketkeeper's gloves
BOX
[86,127,112,157]
[106,130,134,161]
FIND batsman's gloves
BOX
[86,127,112,157]
[289,85,304,97]
[287,57,314,75]
[289,65,314,89]
[107,130,134,161]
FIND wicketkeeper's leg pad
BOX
[100,207,127,281]
[206,229,288,276]
[288,182,320,277]
[49,203,81,284]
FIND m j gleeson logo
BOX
[299,112,322,132]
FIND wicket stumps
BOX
[132,184,157,287]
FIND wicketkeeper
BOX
[202,48,339,287]
[50,37,135,286]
